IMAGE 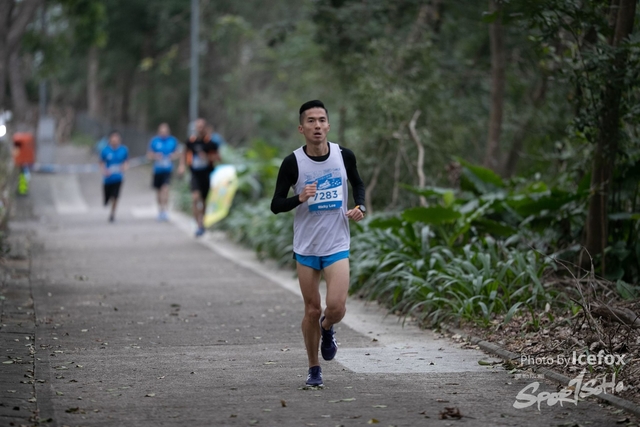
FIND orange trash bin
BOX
[12,132,35,166]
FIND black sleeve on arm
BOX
[341,147,365,207]
[270,154,302,214]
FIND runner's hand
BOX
[177,164,185,177]
[298,183,317,203]
[346,208,364,222]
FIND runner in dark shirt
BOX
[178,118,220,237]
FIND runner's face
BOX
[109,134,121,147]
[195,119,206,136]
[299,108,330,144]
[158,124,169,137]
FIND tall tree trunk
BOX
[0,1,9,112]
[0,0,41,112]
[0,42,7,114]
[483,0,506,171]
[584,0,636,266]
[408,110,427,207]
[391,143,403,208]
[87,46,102,119]
[364,165,380,214]
[8,49,29,124]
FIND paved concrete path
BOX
[1,146,626,426]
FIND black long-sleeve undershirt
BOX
[270,144,365,214]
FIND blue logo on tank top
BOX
[307,172,343,212]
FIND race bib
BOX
[107,164,122,174]
[156,156,172,168]
[308,176,343,212]
[192,152,208,169]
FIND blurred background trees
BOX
[2,0,639,284]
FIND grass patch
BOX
[70,131,97,148]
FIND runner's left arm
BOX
[208,142,221,164]
[341,148,365,207]
[122,148,130,172]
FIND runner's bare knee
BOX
[304,302,322,321]
[324,303,346,324]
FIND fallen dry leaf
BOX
[439,407,462,420]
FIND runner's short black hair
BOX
[299,100,328,124]
[108,129,120,137]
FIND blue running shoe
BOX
[157,211,169,222]
[320,316,338,361]
[306,366,323,387]
[195,227,205,237]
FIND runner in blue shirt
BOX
[100,130,129,223]
[147,123,180,221]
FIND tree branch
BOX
[408,109,427,207]
[364,165,381,214]
[590,304,640,329]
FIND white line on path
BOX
[168,209,497,374]
[49,175,89,214]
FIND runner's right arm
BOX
[206,139,221,164]
[146,138,155,161]
[171,137,182,160]
[99,150,108,176]
[271,154,303,214]
[178,140,189,175]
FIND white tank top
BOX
[292,142,350,256]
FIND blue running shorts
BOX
[294,250,350,271]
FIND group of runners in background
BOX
[98,118,221,235]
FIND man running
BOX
[100,130,129,223]
[147,123,179,221]
[271,100,366,387]
[178,118,220,237]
